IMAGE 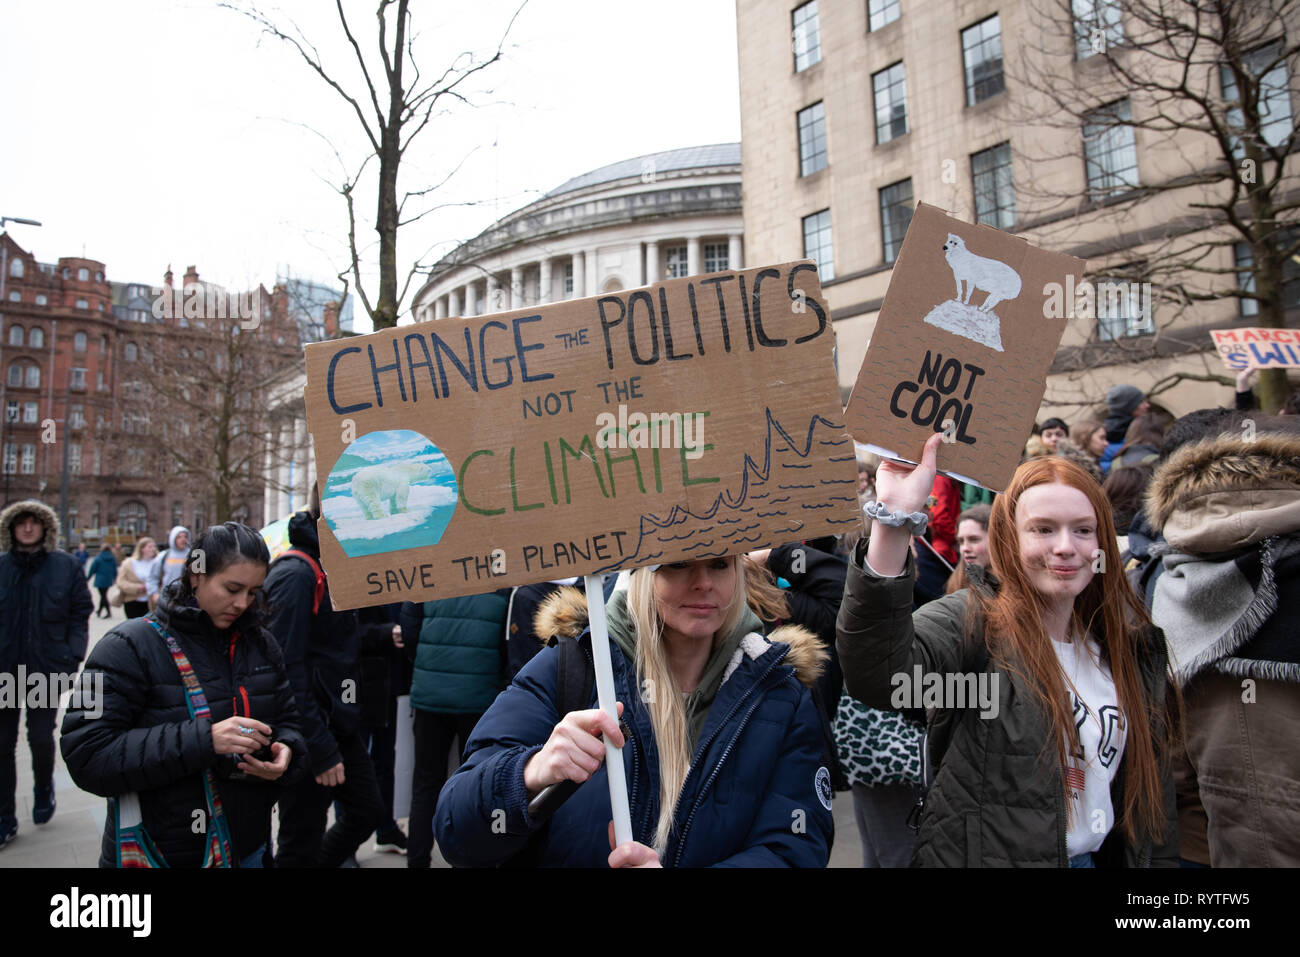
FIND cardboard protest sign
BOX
[303,261,858,610]
[843,203,1086,491]
[1210,327,1300,370]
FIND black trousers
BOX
[408,709,481,868]
[274,728,384,868]
[361,694,399,835]
[95,588,111,616]
[0,703,58,819]
[124,600,149,619]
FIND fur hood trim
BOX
[1146,431,1300,533]
[533,585,827,688]
[0,499,60,552]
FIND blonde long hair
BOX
[625,557,749,852]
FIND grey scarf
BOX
[1152,535,1300,684]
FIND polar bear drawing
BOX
[351,461,435,521]
[942,233,1022,313]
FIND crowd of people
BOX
[0,373,1294,868]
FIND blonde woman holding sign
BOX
[433,556,834,867]
[838,433,1180,867]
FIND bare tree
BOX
[1009,0,1298,412]
[134,282,301,523]
[225,0,527,329]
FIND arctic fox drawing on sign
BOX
[923,233,1023,352]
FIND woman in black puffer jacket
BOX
[61,523,308,868]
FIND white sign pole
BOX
[584,573,633,846]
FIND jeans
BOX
[274,728,385,868]
[408,710,481,868]
[0,702,58,819]
[1069,852,1096,868]
[850,783,918,868]
[362,694,399,835]
[239,844,267,868]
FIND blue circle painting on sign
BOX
[322,430,458,558]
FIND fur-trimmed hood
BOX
[533,585,827,688]
[1145,430,1300,552]
[0,499,60,552]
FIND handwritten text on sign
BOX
[1210,327,1300,370]
[304,262,858,610]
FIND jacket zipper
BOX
[670,652,787,867]
[229,631,249,717]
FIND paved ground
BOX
[1,580,861,868]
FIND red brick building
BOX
[0,233,306,546]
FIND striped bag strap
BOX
[145,616,236,868]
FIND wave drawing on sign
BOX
[924,233,1022,352]
[322,429,459,558]
[591,408,857,573]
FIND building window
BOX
[703,243,729,274]
[792,1,821,72]
[70,368,86,391]
[20,444,34,475]
[172,502,183,527]
[2,444,14,474]
[69,445,81,476]
[961,15,1004,106]
[75,298,88,310]
[8,258,22,278]
[1235,237,1300,316]
[564,263,574,295]
[1083,99,1139,198]
[119,502,148,536]
[7,326,22,347]
[797,101,829,176]
[61,267,69,279]
[35,294,46,306]
[1096,273,1151,341]
[6,292,17,303]
[1222,41,1294,154]
[23,402,37,424]
[29,327,42,349]
[77,267,89,281]
[70,404,85,429]
[193,507,206,533]
[868,0,901,31]
[880,179,915,264]
[92,448,100,476]
[94,271,103,282]
[99,335,107,354]
[802,209,835,281]
[972,142,1016,229]
[665,245,688,279]
[1073,0,1123,59]
[74,331,87,352]
[124,342,138,362]
[872,62,908,144]
[97,370,105,391]
[8,362,38,389]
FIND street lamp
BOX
[0,215,43,508]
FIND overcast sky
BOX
[1,0,742,332]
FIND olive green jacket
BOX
[836,542,1179,868]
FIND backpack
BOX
[273,549,325,614]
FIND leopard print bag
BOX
[832,691,924,788]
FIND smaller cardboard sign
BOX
[843,203,1086,491]
[1210,327,1300,370]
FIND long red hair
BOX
[978,457,1175,844]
